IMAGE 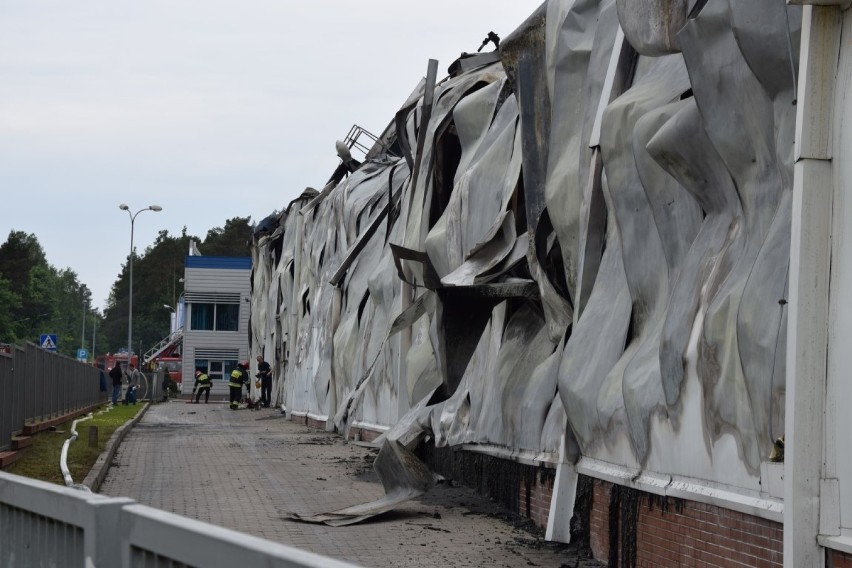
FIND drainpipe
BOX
[784,4,842,566]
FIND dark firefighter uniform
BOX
[193,370,212,404]
[228,362,249,410]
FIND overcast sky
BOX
[0,1,536,311]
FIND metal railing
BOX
[0,471,357,568]
[142,328,183,365]
[343,124,394,158]
[0,342,106,452]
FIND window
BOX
[194,359,238,381]
[190,303,239,331]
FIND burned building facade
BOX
[250,1,852,566]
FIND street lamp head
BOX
[163,304,175,311]
[119,204,129,211]
[149,205,163,212]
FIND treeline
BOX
[0,217,253,359]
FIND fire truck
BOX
[94,352,139,373]
[149,354,182,384]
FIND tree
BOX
[0,231,53,345]
[200,217,253,256]
[0,231,102,356]
[1,216,255,359]
[0,277,22,343]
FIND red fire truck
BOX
[94,352,139,373]
[149,355,182,384]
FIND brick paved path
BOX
[99,402,600,567]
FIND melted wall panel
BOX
[250,0,801,513]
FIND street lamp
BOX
[119,204,163,367]
[81,297,87,360]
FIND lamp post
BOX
[81,297,87,360]
[119,204,163,368]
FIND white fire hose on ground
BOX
[60,402,117,491]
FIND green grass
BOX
[6,403,143,486]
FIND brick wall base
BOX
[347,426,382,444]
[289,413,327,431]
[289,414,386,441]
[587,478,783,567]
[829,550,852,568]
[289,415,793,567]
[419,443,556,531]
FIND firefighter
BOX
[192,368,212,404]
[228,361,249,410]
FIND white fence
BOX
[0,471,357,568]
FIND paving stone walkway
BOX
[99,401,600,567]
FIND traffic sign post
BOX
[77,348,88,362]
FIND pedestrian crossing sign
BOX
[39,334,58,351]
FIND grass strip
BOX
[6,403,143,485]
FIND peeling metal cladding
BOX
[283,439,436,526]
[677,0,796,475]
[336,167,412,428]
[319,164,405,429]
[424,80,521,280]
[558,221,633,460]
[269,196,313,409]
[729,0,799,455]
[647,98,744,411]
[404,64,517,402]
[401,65,507,257]
[419,38,570,454]
[249,0,803,524]
[502,2,577,343]
[500,2,549,109]
[543,0,614,305]
[509,339,562,451]
[249,229,276,393]
[502,3,549,234]
[471,303,553,448]
[593,53,693,461]
[293,200,334,416]
[251,210,290,389]
[616,0,688,56]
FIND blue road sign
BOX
[77,348,88,360]
[40,334,58,351]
